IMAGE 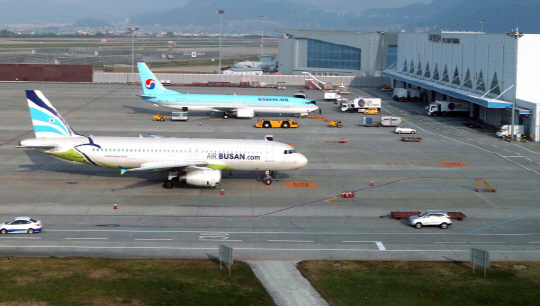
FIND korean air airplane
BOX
[18,90,308,189]
[137,62,319,118]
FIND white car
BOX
[408,211,452,229]
[0,216,42,234]
[394,126,417,134]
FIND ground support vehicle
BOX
[427,101,470,117]
[408,211,452,229]
[255,119,299,128]
[341,98,381,113]
[402,137,422,142]
[380,85,393,92]
[364,116,402,127]
[393,88,408,101]
[496,125,525,138]
[152,112,167,121]
[324,91,341,101]
[171,112,188,121]
[328,119,343,128]
[408,89,421,101]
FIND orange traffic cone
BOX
[114,202,118,210]
[221,189,225,195]
[370,180,374,187]
[207,116,209,121]
[199,121,202,126]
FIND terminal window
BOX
[307,39,361,70]
[385,45,398,69]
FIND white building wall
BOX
[397,33,520,102]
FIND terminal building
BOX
[276,29,540,142]
[276,30,398,77]
[383,32,540,142]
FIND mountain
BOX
[362,0,540,33]
[132,0,354,32]
[73,18,111,28]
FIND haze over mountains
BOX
[0,0,539,34]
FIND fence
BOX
[0,53,143,65]
[94,72,388,87]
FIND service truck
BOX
[324,91,341,101]
[341,98,382,113]
[393,88,408,101]
[427,101,470,117]
[496,125,525,137]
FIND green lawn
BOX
[0,257,275,306]
[298,261,540,306]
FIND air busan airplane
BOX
[18,90,308,189]
[137,62,319,118]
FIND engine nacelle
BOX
[180,169,221,187]
[235,108,255,118]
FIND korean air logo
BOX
[145,79,156,90]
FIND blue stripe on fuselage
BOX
[142,94,310,106]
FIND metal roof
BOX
[383,70,513,108]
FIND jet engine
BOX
[180,169,221,187]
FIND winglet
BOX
[119,167,128,175]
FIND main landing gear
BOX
[163,172,179,189]
[223,112,229,119]
[258,170,278,185]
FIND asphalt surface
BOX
[1,82,540,261]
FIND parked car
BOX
[0,216,42,234]
[394,126,417,134]
[408,211,452,229]
[363,108,379,115]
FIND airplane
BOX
[137,62,318,119]
[17,90,309,189]
[234,56,278,70]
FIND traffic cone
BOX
[114,202,118,210]
[221,189,225,195]
[199,121,202,126]
[341,191,345,198]
[352,191,355,197]
[370,180,374,187]
[207,116,209,121]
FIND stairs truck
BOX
[427,101,470,117]
[341,98,381,113]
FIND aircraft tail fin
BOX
[25,90,80,138]
[137,62,176,95]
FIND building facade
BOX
[276,30,398,77]
[383,32,540,141]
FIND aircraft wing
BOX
[120,160,220,174]
[17,144,58,149]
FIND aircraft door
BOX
[265,145,274,162]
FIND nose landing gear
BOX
[258,170,278,185]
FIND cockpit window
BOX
[284,149,298,154]
[306,100,317,105]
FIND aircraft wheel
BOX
[265,178,272,185]
[163,180,174,189]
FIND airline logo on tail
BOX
[26,90,79,138]
[145,79,156,90]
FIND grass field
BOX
[0,257,275,306]
[298,261,540,306]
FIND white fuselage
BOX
[21,136,308,172]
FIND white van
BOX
[496,125,525,137]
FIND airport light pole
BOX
[479,20,484,32]
[218,10,224,74]
[260,16,266,57]
[506,28,523,141]
[127,27,139,84]
[377,31,387,77]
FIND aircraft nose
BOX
[297,153,308,168]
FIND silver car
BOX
[408,211,452,229]
[394,126,417,134]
